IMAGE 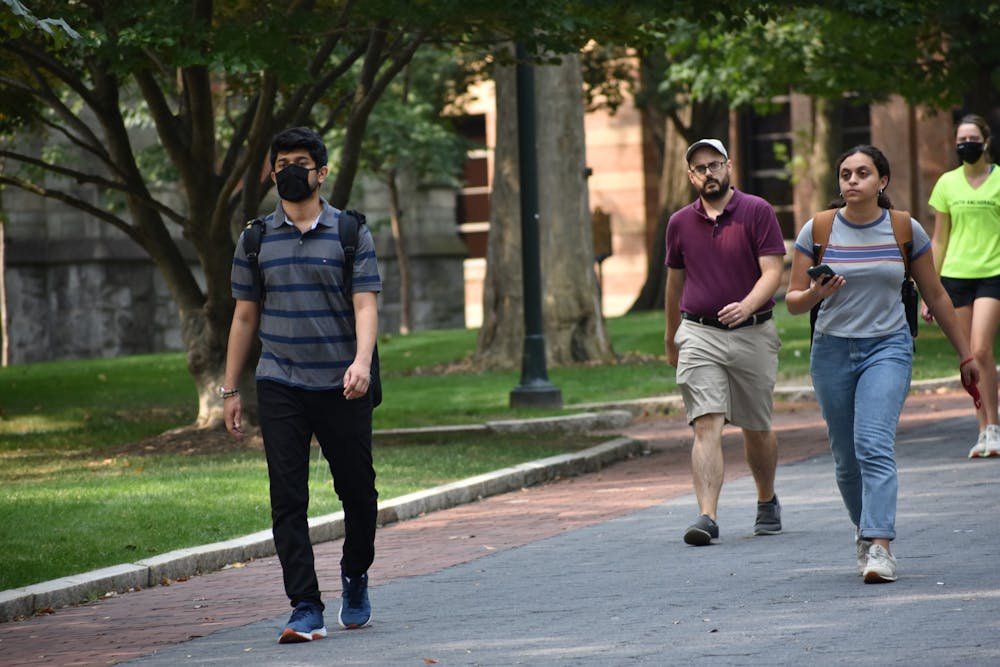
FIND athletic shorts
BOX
[941,274,1000,309]
[673,318,781,431]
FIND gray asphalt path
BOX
[125,410,1000,666]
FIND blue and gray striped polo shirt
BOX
[230,199,381,390]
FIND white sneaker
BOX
[863,543,897,583]
[969,430,989,458]
[984,425,1000,457]
[855,530,873,576]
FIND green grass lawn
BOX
[0,308,984,590]
[1,430,601,592]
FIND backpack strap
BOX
[339,209,365,294]
[338,208,382,407]
[243,210,369,300]
[889,209,918,345]
[810,209,836,266]
[811,208,913,270]
[242,218,266,302]
[808,209,837,344]
[809,208,916,346]
[888,209,913,278]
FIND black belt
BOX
[682,310,772,330]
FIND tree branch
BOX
[364,31,426,112]
[134,69,191,186]
[329,26,426,206]
[215,73,278,235]
[0,174,142,242]
[294,42,368,125]
[316,95,353,136]
[306,2,351,78]
[0,83,115,172]
[39,112,108,158]
[0,149,186,225]
[0,67,114,174]
[220,89,259,177]
[3,39,102,111]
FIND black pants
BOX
[257,380,378,610]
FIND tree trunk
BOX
[535,54,614,365]
[386,169,412,334]
[628,207,669,313]
[791,96,842,222]
[475,60,523,367]
[0,215,6,368]
[475,51,614,369]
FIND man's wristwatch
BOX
[218,386,239,399]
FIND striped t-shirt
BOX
[794,209,930,337]
[230,199,381,390]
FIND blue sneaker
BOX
[278,601,327,644]
[339,572,372,629]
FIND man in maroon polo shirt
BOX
[664,138,786,546]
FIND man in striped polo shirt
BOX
[223,127,381,643]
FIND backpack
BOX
[809,208,919,346]
[242,209,382,407]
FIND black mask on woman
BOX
[275,164,318,202]
[956,142,985,165]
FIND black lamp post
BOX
[509,43,562,410]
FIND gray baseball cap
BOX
[685,139,729,163]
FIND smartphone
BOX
[807,264,836,282]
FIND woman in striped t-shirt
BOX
[785,144,980,585]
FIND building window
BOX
[740,98,871,238]
[453,114,490,258]
[739,98,795,238]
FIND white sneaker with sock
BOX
[855,530,873,576]
[969,430,989,458]
[863,543,897,583]
[984,424,1000,457]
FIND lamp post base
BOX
[510,380,563,409]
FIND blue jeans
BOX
[810,328,912,541]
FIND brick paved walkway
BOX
[0,389,975,666]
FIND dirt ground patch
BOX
[101,425,264,458]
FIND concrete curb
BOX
[0,431,645,623]
[375,409,634,437]
[771,373,967,402]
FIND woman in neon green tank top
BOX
[924,114,1000,458]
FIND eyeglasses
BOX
[689,160,726,176]
[275,158,317,171]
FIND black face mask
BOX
[275,164,318,202]
[956,142,985,165]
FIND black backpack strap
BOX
[888,210,918,343]
[339,209,365,294]
[338,208,381,407]
[242,218,266,301]
[888,209,913,279]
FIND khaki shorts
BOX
[673,318,781,430]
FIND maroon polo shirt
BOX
[665,188,785,317]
